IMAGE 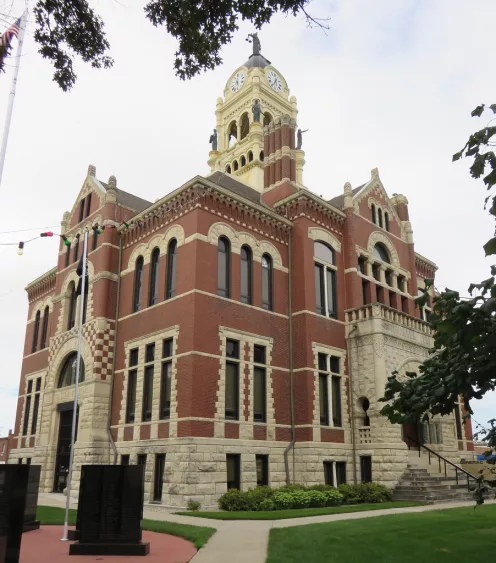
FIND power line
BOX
[0,224,58,234]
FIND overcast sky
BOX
[0,0,494,439]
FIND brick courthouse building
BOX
[9,45,473,507]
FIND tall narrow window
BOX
[73,235,79,263]
[78,199,85,222]
[217,237,230,297]
[319,353,342,427]
[137,454,147,466]
[397,275,405,293]
[336,461,347,485]
[378,208,383,228]
[32,311,41,353]
[323,461,334,486]
[85,193,92,218]
[256,455,269,486]
[65,243,71,268]
[253,345,266,422]
[133,256,144,313]
[225,339,239,420]
[67,282,77,330]
[22,395,31,436]
[362,280,369,305]
[319,373,329,426]
[160,338,173,420]
[384,212,390,232]
[142,343,155,422]
[332,375,342,427]
[126,348,138,423]
[121,455,130,465]
[82,286,88,325]
[360,456,372,483]
[31,378,41,435]
[371,204,376,224]
[261,254,273,310]
[358,256,366,274]
[240,246,252,304]
[166,239,177,299]
[149,248,160,306]
[226,454,241,490]
[153,454,166,501]
[454,404,463,440]
[40,306,49,349]
[92,227,98,251]
[314,242,337,318]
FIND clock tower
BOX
[208,34,301,193]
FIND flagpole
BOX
[61,228,88,541]
[0,8,28,188]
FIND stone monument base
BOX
[69,541,150,556]
[23,520,40,533]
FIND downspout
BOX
[283,229,295,484]
[106,232,122,465]
[346,324,358,484]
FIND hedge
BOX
[218,482,392,512]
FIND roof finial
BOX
[246,32,261,56]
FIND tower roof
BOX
[243,53,271,68]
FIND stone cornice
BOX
[415,252,438,272]
[274,190,346,220]
[25,267,57,302]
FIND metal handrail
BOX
[407,435,478,491]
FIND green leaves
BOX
[471,104,485,117]
[483,237,496,256]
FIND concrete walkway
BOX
[38,493,496,563]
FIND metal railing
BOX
[407,435,478,491]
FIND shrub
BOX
[276,484,307,493]
[218,489,250,511]
[244,486,274,511]
[306,490,327,508]
[258,498,275,511]
[290,490,312,508]
[337,484,361,505]
[323,488,344,506]
[187,499,202,511]
[273,492,294,510]
[338,483,392,504]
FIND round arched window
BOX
[373,243,390,263]
[58,353,85,388]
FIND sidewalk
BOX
[38,494,496,563]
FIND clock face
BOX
[267,70,282,92]
[230,71,246,93]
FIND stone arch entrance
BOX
[395,358,423,446]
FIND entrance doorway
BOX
[53,406,79,493]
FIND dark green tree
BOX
[0,0,328,91]
[380,104,496,457]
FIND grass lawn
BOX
[266,504,496,563]
[36,505,215,550]
[176,501,425,520]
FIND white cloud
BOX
[0,0,494,433]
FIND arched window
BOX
[240,112,249,140]
[248,151,253,162]
[32,311,41,353]
[373,243,390,263]
[241,155,246,167]
[166,239,177,299]
[262,254,273,311]
[263,112,273,126]
[217,237,230,298]
[233,160,239,171]
[378,208,383,228]
[58,352,85,388]
[228,121,237,147]
[259,151,264,162]
[40,306,49,349]
[67,282,77,330]
[133,256,144,313]
[384,212,390,232]
[73,235,80,263]
[148,248,160,306]
[82,286,88,324]
[371,204,376,224]
[226,164,232,174]
[240,246,252,304]
[314,241,337,318]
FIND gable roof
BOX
[99,180,152,213]
[327,185,363,209]
[206,171,263,204]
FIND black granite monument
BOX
[0,464,39,563]
[23,465,41,533]
[69,465,149,556]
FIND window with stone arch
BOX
[259,150,264,162]
[166,239,177,299]
[58,352,85,388]
[314,241,337,318]
[378,208,383,228]
[148,247,160,307]
[40,305,50,349]
[32,310,41,353]
[233,160,239,171]
[248,151,253,162]
[241,155,246,167]
[133,256,144,313]
[67,281,77,330]
[240,245,252,305]
[240,112,249,140]
[261,254,273,311]
[225,164,231,174]
[371,204,377,224]
[373,243,390,264]
[217,236,231,298]
[263,112,273,126]
[228,120,237,147]
[384,211,390,232]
